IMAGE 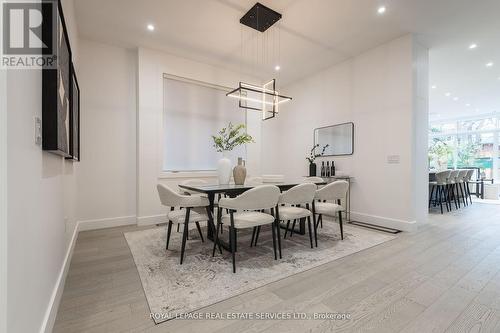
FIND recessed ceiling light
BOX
[431,85,437,89]
[466,103,471,107]
[377,6,386,14]
[486,62,494,67]
[274,65,281,71]
[147,24,155,31]
[445,92,451,97]
[453,97,459,101]
[469,43,478,49]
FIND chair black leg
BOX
[438,186,444,214]
[250,227,257,247]
[284,220,290,238]
[311,202,318,247]
[230,226,236,273]
[166,221,172,250]
[337,199,344,240]
[254,226,261,246]
[459,183,466,206]
[290,220,296,237]
[212,221,220,257]
[180,208,191,265]
[307,217,313,249]
[195,222,204,242]
[271,221,278,260]
[429,185,435,209]
[275,207,282,259]
[229,211,236,273]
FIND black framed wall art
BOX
[68,62,80,161]
[42,0,72,157]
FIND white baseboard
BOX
[137,214,166,226]
[78,215,137,231]
[350,211,417,232]
[39,222,80,333]
[40,215,138,333]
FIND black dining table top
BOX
[179,179,327,194]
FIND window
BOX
[163,75,246,172]
[429,114,500,181]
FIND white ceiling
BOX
[74,0,500,119]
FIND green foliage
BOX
[212,122,254,152]
[457,140,479,167]
[306,144,329,164]
[428,138,453,169]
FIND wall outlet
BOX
[34,117,42,146]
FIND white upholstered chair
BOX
[278,183,317,248]
[314,180,349,241]
[456,169,469,207]
[177,179,208,233]
[245,176,264,186]
[157,184,209,264]
[302,177,324,184]
[213,185,281,273]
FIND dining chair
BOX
[302,177,324,183]
[314,180,349,241]
[213,185,281,273]
[178,179,208,196]
[277,183,317,248]
[302,177,326,228]
[245,176,264,186]
[429,170,451,213]
[157,184,208,264]
[177,179,208,233]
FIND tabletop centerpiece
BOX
[306,144,329,177]
[212,122,254,185]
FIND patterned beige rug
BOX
[124,221,396,324]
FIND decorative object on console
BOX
[306,144,329,177]
[226,2,292,120]
[212,123,253,184]
[233,157,247,185]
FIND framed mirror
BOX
[314,122,354,156]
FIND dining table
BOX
[179,179,327,251]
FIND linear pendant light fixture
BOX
[227,2,292,120]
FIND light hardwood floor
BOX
[53,203,500,332]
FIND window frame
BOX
[159,73,248,178]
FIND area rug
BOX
[124,221,396,324]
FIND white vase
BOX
[217,151,232,185]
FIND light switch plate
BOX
[387,155,400,164]
[34,117,42,146]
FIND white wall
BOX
[75,39,137,229]
[137,47,263,225]
[262,35,428,231]
[0,25,8,333]
[5,0,80,332]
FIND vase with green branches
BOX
[212,123,254,184]
[306,144,329,176]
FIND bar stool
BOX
[464,169,474,205]
[429,170,451,214]
[447,170,460,209]
[457,170,469,207]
